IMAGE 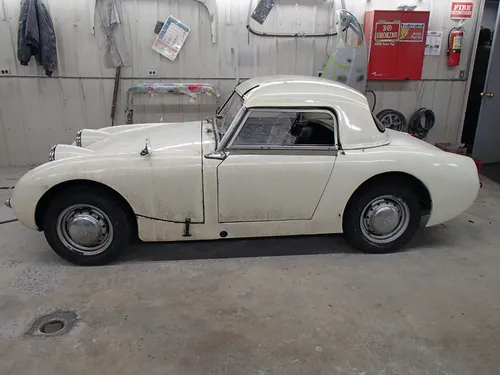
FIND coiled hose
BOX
[408,108,436,139]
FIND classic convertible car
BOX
[6,76,480,265]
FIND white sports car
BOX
[6,76,480,265]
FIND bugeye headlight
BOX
[75,130,82,147]
[48,145,57,161]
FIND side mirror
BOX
[140,138,152,156]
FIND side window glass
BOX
[232,110,336,147]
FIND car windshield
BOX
[216,92,244,136]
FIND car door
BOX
[217,108,338,223]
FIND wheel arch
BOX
[345,171,432,218]
[35,180,138,235]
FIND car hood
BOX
[85,121,206,156]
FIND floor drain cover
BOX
[26,310,78,337]
[39,320,65,334]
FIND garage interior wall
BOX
[0,0,483,166]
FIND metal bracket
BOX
[195,0,217,43]
[183,218,192,237]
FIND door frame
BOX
[472,0,500,162]
[458,0,489,145]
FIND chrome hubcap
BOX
[360,196,410,244]
[67,214,105,247]
[57,205,113,256]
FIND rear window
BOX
[373,115,386,133]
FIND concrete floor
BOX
[0,170,499,374]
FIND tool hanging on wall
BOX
[321,9,367,94]
[246,0,337,38]
[251,0,276,25]
[111,66,121,127]
[96,0,130,126]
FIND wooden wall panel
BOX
[0,0,485,166]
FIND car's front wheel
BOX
[43,188,132,266]
[343,183,421,254]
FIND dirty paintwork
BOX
[11,121,207,227]
[218,154,336,222]
[9,76,479,243]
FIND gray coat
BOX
[17,0,57,77]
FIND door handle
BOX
[481,92,495,98]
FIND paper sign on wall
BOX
[425,31,444,56]
[450,1,474,19]
[400,23,425,42]
[152,16,191,61]
[374,22,401,43]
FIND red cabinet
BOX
[364,10,430,80]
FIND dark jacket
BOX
[17,0,57,77]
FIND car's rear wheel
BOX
[343,183,421,254]
[43,188,131,266]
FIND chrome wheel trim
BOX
[56,204,114,256]
[360,195,410,244]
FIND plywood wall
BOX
[0,0,483,166]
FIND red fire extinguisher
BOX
[448,28,463,67]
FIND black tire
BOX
[376,109,407,132]
[343,182,421,254]
[43,187,132,266]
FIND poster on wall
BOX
[400,23,426,42]
[152,16,191,62]
[374,21,401,44]
[450,1,474,19]
[425,31,444,56]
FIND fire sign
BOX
[400,23,425,42]
[374,22,400,43]
[450,1,474,19]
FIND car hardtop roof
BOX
[235,75,367,104]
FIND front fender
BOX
[10,155,153,230]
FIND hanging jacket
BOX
[17,0,57,77]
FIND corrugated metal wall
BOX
[0,0,483,166]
